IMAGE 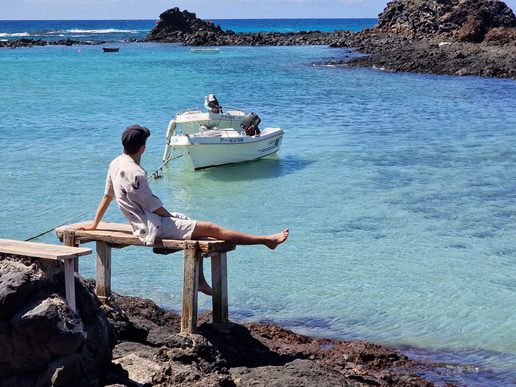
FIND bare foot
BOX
[265,229,289,250]
[198,280,212,296]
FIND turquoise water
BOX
[2,20,516,386]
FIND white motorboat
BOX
[163,96,284,170]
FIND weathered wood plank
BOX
[56,221,236,254]
[96,241,111,302]
[181,241,199,334]
[0,238,91,313]
[62,231,79,272]
[0,238,91,260]
[64,259,76,312]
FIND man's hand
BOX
[73,221,97,231]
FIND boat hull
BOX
[170,128,284,170]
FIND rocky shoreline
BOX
[326,31,516,79]
[108,293,438,387]
[3,1,516,80]
[0,254,442,386]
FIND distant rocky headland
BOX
[142,3,516,79]
[3,1,516,79]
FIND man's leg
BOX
[198,258,212,296]
[191,221,289,250]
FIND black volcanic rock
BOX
[326,0,516,79]
[374,0,516,42]
[107,294,436,387]
[0,255,114,386]
[145,7,227,43]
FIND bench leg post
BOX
[62,230,78,312]
[62,231,79,272]
[96,241,111,303]
[64,259,76,312]
[181,242,199,334]
[211,252,228,325]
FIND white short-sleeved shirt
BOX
[105,154,163,245]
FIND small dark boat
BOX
[102,47,119,52]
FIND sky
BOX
[2,0,516,20]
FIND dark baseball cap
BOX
[122,124,150,149]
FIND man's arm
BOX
[76,194,114,230]
[153,206,173,218]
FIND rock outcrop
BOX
[140,2,516,79]
[145,7,225,43]
[0,38,94,48]
[374,0,516,42]
[143,6,349,46]
[326,0,516,78]
[0,254,114,387]
[107,294,436,387]
[144,1,516,47]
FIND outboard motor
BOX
[204,94,222,113]
[240,112,261,136]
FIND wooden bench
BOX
[55,221,236,334]
[0,238,92,312]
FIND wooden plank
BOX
[0,238,91,260]
[62,231,79,272]
[96,241,111,302]
[56,221,236,254]
[211,252,229,325]
[64,259,76,312]
[181,241,199,334]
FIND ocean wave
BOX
[0,32,31,37]
[67,28,139,34]
[0,28,142,40]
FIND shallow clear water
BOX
[1,20,516,386]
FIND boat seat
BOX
[224,110,245,116]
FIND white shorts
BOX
[159,212,197,240]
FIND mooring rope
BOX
[24,154,182,242]
[148,154,182,181]
[24,211,91,242]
